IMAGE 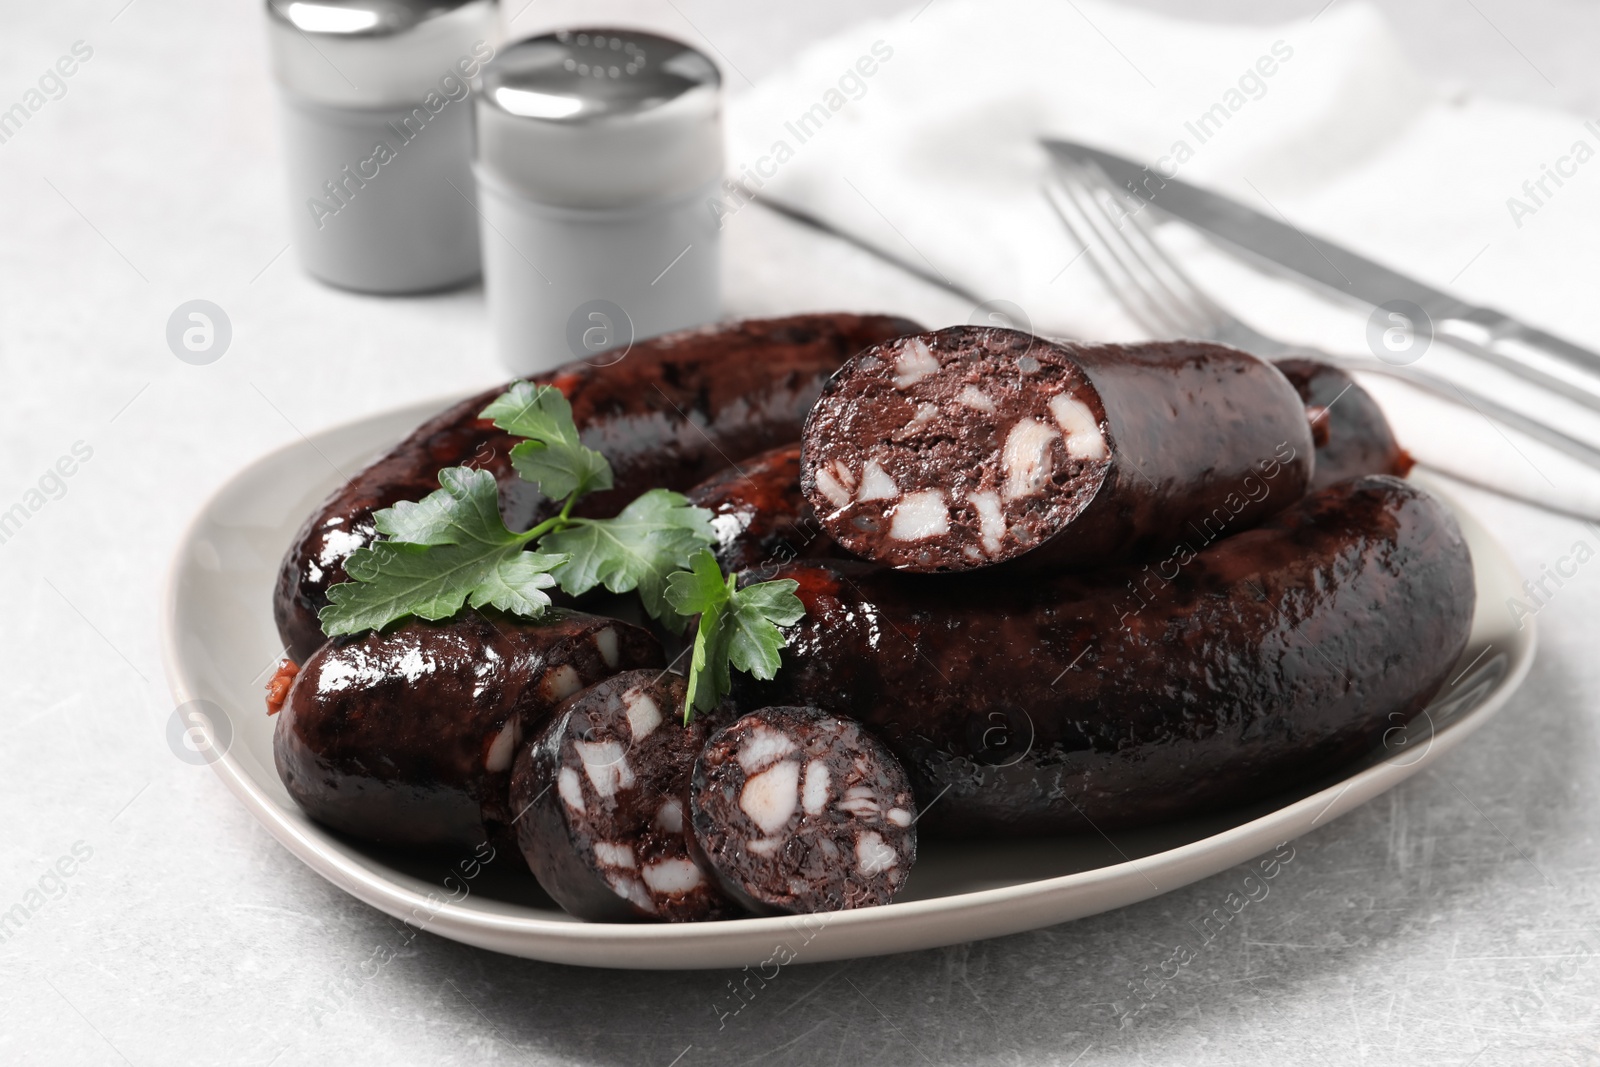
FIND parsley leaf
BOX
[319,467,566,636]
[474,552,568,617]
[666,549,804,721]
[480,383,613,501]
[725,578,806,679]
[373,466,505,545]
[542,489,714,628]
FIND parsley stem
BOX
[520,489,584,544]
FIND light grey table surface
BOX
[3,1,1600,1064]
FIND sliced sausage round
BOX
[511,670,740,922]
[273,610,662,853]
[800,327,1314,572]
[689,707,918,914]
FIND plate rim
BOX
[160,404,1536,969]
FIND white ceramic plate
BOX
[161,395,1534,970]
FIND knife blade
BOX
[1040,137,1600,406]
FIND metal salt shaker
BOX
[475,29,724,375]
[265,0,496,293]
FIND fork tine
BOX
[1069,165,1225,340]
[1041,174,1153,331]
[1111,183,1238,332]
[1042,168,1188,338]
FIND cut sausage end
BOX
[801,328,1113,572]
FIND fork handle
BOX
[1433,311,1600,416]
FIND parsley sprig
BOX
[667,550,803,721]
[318,382,804,720]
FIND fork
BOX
[1041,160,1600,481]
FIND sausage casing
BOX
[1274,358,1413,489]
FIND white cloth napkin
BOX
[723,0,1600,516]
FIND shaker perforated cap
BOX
[266,0,496,108]
[476,29,724,210]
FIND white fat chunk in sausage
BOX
[956,385,997,412]
[623,690,662,740]
[887,490,950,541]
[740,759,801,835]
[1049,392,1107,460]
[892,338,940,387]
[907,402,939,429]
[576,740,635,798]
[484,718,520,773]
[593,841,636,868]
[1001,418,1058,501]
[737,724,798,772]
[558,766,585,814]
[856,831,898,875]
[857,459,899,501]
[814,462,855,510]
[969,490,1006,556]
[542,664,584,703]
[747,837,781,857]
[592,627,619,669]
[642,858,706,895]
[887,807,913,827]
[802,760,831,815]
[607,872,657,914]
[836,784,882,819]
[653,798,684,834]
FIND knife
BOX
[1041,137,1600,412]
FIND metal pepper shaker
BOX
[265,0,496,293]
[475,29,724,375]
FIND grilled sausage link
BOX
[274,610,662,853]
[691,359,1404,577]
[740,476,1475,837]
[800,327,1314,573]
[274,313,922,662]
